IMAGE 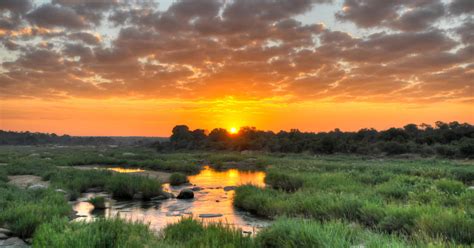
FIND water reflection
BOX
[106,167,145,173]
[73,166,269,233]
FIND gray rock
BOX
[223,186,237,191]
[0,233,8,239]
[27,184,47,190]
[0,228,12,235]
[191,186,203,191]
[199,214,223,218]
[0,237,28,247]
[177,189,194,199]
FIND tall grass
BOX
[256,218,407,248]
[0,189,71,238]
[33,218,161,248]
[163,218,255,248]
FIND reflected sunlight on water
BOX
[73,165,269,233]
[106,167,145,173]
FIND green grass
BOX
[33,218,162,248]
[256,218,408,248]
[0,188,71,238]
[1,146,473,246]
[235,155,474,245]
[169,172,189,186]
[163,218,255,248]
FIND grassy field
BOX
[0,146,473,247]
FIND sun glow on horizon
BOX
[229,127,238,134]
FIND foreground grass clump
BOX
[163,218,255,248]
[169,172,189,186]
[0,188,71,238]
[257,218,407,248]
[33,218,161,248]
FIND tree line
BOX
[162,121,474,158]
[0,131,115,146]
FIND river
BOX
[73,166,270,233]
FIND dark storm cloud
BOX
[0,0,472,103]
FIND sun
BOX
[229,127,238,134]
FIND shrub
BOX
[381,142,409,155]
[458,138,474,158]
[169,172,189,186]
[265,172,303,192]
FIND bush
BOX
[381,142,409,155]
[434,145,457,158]
[265,172,303,192]
[458,138,474,158]
[169,172,189,186]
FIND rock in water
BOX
[223,186,237,191]
[199,214,223,218]
[191,186,203,191]
[177,189,194,199]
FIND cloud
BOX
[0,0,472,104]
[336,0,446,31]
[26,4,89,29]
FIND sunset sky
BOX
[1,0,473,136]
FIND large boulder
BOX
[176,189,194,199]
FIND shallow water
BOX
[73,166,269,233]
